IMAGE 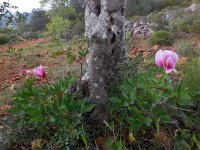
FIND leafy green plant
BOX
[66,46,88,79]
[174,129,200,150]
[106,138,127,150]
[109,66,199,148]
[149,30,174,46]
[111,69,172,132]
[9,76,95,148]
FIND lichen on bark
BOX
[84,0,127,123]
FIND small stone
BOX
[152,45,160,51]
[180,57,187,65]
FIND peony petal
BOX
[171,52,179,64]
[166,68,176,73]
[166,57,174,68]
[163,50,179,65]
[155,50,164,67]
[162,50,171,60]
[33,66,46,78]
[25,69,34,74]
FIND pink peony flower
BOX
[22,65,46,79]
[155,50,179,73]
[33,66,46,79]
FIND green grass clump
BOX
[190,16,200,34]
[149,30,174,46]
[183,58,200,95]
[180,42,198,57]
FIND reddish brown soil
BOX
[0,57,24,89]
[0,38,51,88]
[0,34,199,90]
[0,37,51,51]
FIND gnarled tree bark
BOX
[84,0,127,123]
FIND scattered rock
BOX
[180,57,188,65]
[17,37,26,42]
[125,20,155,39]
[152,45,161,51]
[164,11,174,21]
[186,3,200,13]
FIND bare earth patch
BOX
[0,37,51,52]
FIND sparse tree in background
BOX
[0,1,27,28]
[30,9,49,32]
[15,11,29,32]
[84,0,127,122]
[0,1,17,24]
[40,0,84,20]
[40,0,85,41]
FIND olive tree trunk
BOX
[84,0,127,122]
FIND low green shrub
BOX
[7,33,18,42]
[0,33,9,45]
[180,42,198,57]
[182,58,200,97]
[47,16,72,42]
[167,18,189,36]
[149,31,174,46]
[149,11,169,30]
[190,16,200,34]
[22,32,40,40]
[9,76,95,149]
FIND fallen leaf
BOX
[0,105,11,111]
[129,132,136,143]
[154,131,171,147]
[11,84,15,90]
[96,137,107,150]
